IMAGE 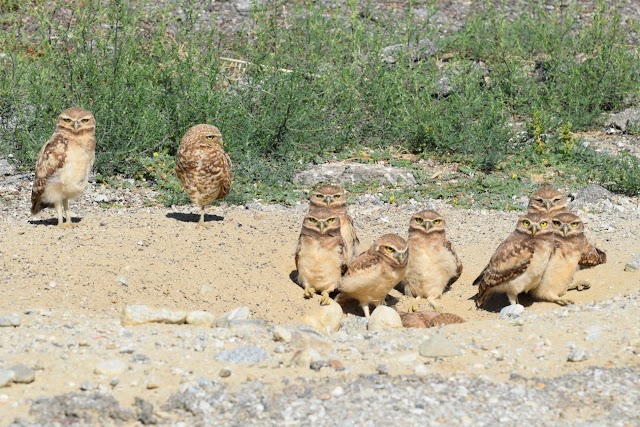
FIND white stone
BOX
[94,360,128,376]
[186,311,216,327]
[367,306,403,331]
[121,305,187,326]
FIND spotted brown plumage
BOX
[175,124,232,225]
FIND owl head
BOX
[56,107,95,134]
[527,186,568,214]
[409,209,446,234]
[184,124,223,146]
[515,212,553,237]
[302,208,341,234]
[309,184,346,209]
[552,212,584,237]
[373,233,409,266]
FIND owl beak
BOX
[530,224,540,236]
[560,224,569,236]
[544,200,552,211]
[423,222,431,231]
[73,120,80,130]
[396,251,407,264]
[324,196,332,205]
[318,222,326,233]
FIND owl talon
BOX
[319,291,332,306]
[554,298,574,306]
[303,287,314,299]
[568,280,591,292]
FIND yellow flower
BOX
[511,173,518,179]
[153,152,159,157]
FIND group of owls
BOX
[30,107,230,228]
[296,185,607,316]
[31,108,607,317]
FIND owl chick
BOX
[474,212,554,308]
[175,124,232,225]
[295,208,347,305]
[308,184,359,263]
[530,212,607,305]
[31,107,96,228]
[401,210,462,312]
[336,234,408,319]
[527,186,569,215]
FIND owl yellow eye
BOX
[415,218,424,224]
[553,220,561,226]
[540,221,548,227]
[62,118,72,123]
[81,118,90,123]
[333,195,341,199]
[308,218,317,223]
[522,220,531,227]
[315,194,323,199]
[327,218,335,223]
[385,246,396,253]
[433,219,441,225]
[571,222,579,227]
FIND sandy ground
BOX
[0,180,639,424]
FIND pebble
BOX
[376,364,390,375]
[121,305,187,326]
[310,360,329,372]
[94,360,128,376]
[215,346,269,364]
[9,364,35,384]
[272,326,293,343]
[185,311,216,327]
[219,368,232,378]
[289,348,324,368]
[80,381,93,391]
[567,348,590,362]
[624,254,640,272]
[499,304,525,319]
[367,306,403,331]
[0,315,21,327]
[0,370,16,387]
[215,307,251,328]
[414,364,430,376]
[418,334,462,358]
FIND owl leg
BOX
[63,199,72,222]
[54,201,71,228]
[409,296,421,313]
[362,304,371,319]
[426,296,443,313]
[303,285,315,299]
[507,292,519,306]
[319,290,332,305]
[198,206,206,226]
[568,280,591,292]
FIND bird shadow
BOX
[28,217,82,227]
[469,292,535,313]
[165,212,224,223]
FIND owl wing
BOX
[216,151,233,199]
[473,234,534,288]
[578,243,606,269]
[345,213,360,253]
[338,250,380,294]
[327,228,349,275]
[444,239,463,283]
[31,133,69,214]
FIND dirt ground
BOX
[0,180,639,423]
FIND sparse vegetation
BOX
[0,0,638,207]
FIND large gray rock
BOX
[606,107,640,133]
[0,157,16,176]
[294,162,416,187]
[572,184,613,204]
[625,254,640,272]
[381,39,438,64]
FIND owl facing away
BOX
[336,233,408,319]
[401,210,462,311]
[529,212,607,305]
[308,184,359,263]
[474,212,555,308]
[31,107,96,227]
[175,124,232,225]
[527,186,569,215]
[295,208,347,305]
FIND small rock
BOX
[121,305,187,326]
[185,311,216,327]
[499,304,525,319]
[605,107,640,133]
[215,307,251,328]
[329,359,345,371]
[0,370,16,387]
[381,38,438,64]
[419,334,462,358]
[310,360,329,372]
[94,360,128,376]
[273,326,293,343]
[219,368,232,378]
[414,364,430,376]
[116,276,128,287]
[367,306,402,331]
[567,348,590,362]
[0,157,16,176]
[80,381,93,391]
[9,364,35,384]
[289,348,324,368]
[376,364,390,375]
[300,300,344,334]
[624,254,640,272]
[145,378,160,389]
[215,346,269,364]
[0,314,21,327]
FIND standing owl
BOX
[175,124,232,225]
[336,234,408,319]
[527,186,569,215]
[530,212,607,305]
[474,212,555,308]
[401,210,462,311]
[308,184,359,263]
[295,208,347,305]
[31,107,96,228]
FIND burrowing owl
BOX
[401,210,462,311]
[31,107,96,228]
[336,234,408,319]
[530,212,607,305]
[308,184,359,263]
[175,124,232,225]
[474,212,554,308]
[295,208,347,305]
[527,186,569,215]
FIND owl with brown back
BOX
[530,212,606,305]
[474,212,555,308]
[31,107,96,227]
[295,208,347,305]
[308,184,359,263]
[336,233,408,319]
[401,210,462,312]
[175,124,232,225]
